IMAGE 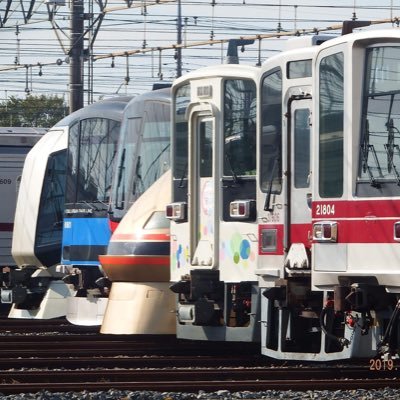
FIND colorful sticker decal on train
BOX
[200,179,214,238]
[172,241,190,270]
[220,232,255,268]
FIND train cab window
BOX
[113,117,141,211]
[357,46,400,196]
[223,79,256,178]
[173,84,190,182]
[319,52,344,198]
[294,108,311,188]
[287,59,312,79]
[133,102,170,197]
[67,118,120,204]
[143,211,170,230]
[260,69,282,194]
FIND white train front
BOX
[167,26,400,361]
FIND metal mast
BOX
[69,0,84,113]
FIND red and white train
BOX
[166,26,400,361]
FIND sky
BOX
[0,0,399,105]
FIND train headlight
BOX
[394,222,400,241]
[312,221,338,242]
[166,202,187,222]
[229,199,256,221]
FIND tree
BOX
[0,94,68,128]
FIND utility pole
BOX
[69,0,84,113]
[176,0,182,78]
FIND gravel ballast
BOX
[1,389,400,400]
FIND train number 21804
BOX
[315,203,335,216]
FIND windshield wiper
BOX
[264,157,278,212]
[115,148,126,209]
[384,118,400,185]
[225,153,240,185]
[92,199,109,210]
[361,120,382,187]
[179,162,188,188]
[384,143,400,185]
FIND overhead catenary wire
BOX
[92,16,398,62]
[0,0,399,101]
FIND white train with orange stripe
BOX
[100,170,175,334]
[167,25,400,361]
[94,87,173,333]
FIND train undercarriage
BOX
[170,269,400,361]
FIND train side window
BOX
[260,69,282,194]
[319,52,344,198]
[294,108,311,188]
[199,119,213,178]
[65,122,79,204]
[173,84,190,181]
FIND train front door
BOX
[287,98,312,264]
[189,114,217,268]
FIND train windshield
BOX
[132,102,170,199]
[223,79,256,178]
[66,118,120,205]
[35,149,66,265]
[260,69,283,193]
[359,46,400,192]
[113,101,170,214]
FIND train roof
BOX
[123,87,171,117]
[0,127,47,135]
[54,96,133,128]
[0,127,47,146]
[173,63,261,88]
[314,27,400,54]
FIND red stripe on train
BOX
[312,199,400,219]
[111,232,170,242]
[262,220,400,245]
[99,255,169,266]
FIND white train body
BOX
[0,128,45,267]
[12,128,67,269]
[6,127,72,318]
[168,28,400,361]
[168,64,261,341]
[6,98,130,319]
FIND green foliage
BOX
[0,94,68,128]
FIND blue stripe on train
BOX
[61,217,111,266]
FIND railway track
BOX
[0,365,399,394]
[0,318,398,395]
[0,317,98,334]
